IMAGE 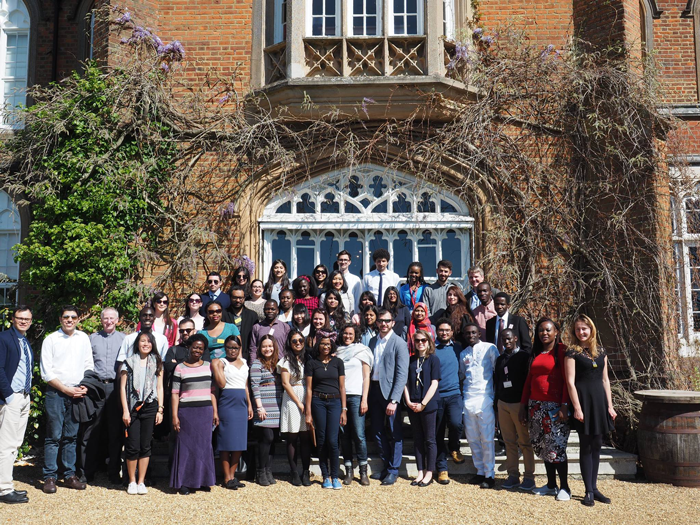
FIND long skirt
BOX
[218,388,248,452]
[527,400,570,463]
[170,405,217,489]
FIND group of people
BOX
[0,248,616,507]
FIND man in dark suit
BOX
[0,306,34,504]
[200,271,231,313]
[368,309,409,485]
[227,285,258,362]
[485,292,532,354]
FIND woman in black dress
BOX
[565,314,616,507]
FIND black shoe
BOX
[370,469,387,481]
[291,471,302,486]
[410,478,423,486]
[198,486,211,492]
[582,492,595,507]
[418,478,434,487]
[469,474,485,485]
[13,490,27,496]
[380,473,398,485]
[0,491,28,504]
[593,489,611,504]
[302,470,312,487]
[178,486,191,495]
[225,479,238,490]
[231,478,245,489]
[109,476,122,486]
[479,477,496,489]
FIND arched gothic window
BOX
[0,0,30,127]
[0,190,20,305]
[260,164,473,280]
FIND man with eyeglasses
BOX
[77,307,126,485]
[116,307,169,363]
[433,319,464,485]
[367,310,408,485]
[227,285,258,362]
[0,306,34,504]
[337,250,363,312]
[200,271,231,313]
[40,305,94,493]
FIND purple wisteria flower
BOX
[241,255,256,276]
[161,62,169,72]
[221,202,236,218]
[473,28,483,36]
[481,35,494,45]
[361,97,376,117]
[540,44,555,59]
[158,40,185,61]
[116,11,131,25]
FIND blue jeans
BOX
[341,395,368,466]
[43,388,80,480]
[435,393,464,472]
[369,382,403,475]
[311,396,342,479]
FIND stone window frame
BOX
[0,190,21,305]
[0,0,35,129]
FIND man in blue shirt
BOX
[0,306,34,504]
[433,318,464,484]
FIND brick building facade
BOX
[2,1,700,359]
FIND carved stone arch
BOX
[637,0,660,53]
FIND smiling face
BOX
[476,283,492,305]
[341,326,355,346]
[574,320,592,344]
[279,291,294,311]
[386,289,398,304]
[260,338,275,358]
[101,309,118,333]
[290,333,305,354]
[263,301,279,321]
[251,280,264,299]
[154,295,168,314]
[436,322,453,344]
[293,311,306,326]
[60,309,78,335]
[413,306,427,322]
[501,330,517,353]
[374,257,389,273]
[297,279,310,298]
[332,274,344,290]
[137,333,153,355]
[235,272,248,284]
[408,265,421,285]
[494,296,509,317]
[446,290,459,306]
[337,254,351,272]
[189,340,205,361]
[139,308,155,330]
[537,321,558,347]
[273,262,286,279]
[364,309,377,327]
[413,333,430,356]
[178,320,195,343]
[377,313,394,336]
[325,294,339,310]
[468,270,484,289]
[188,294,202,315]
[436,264,452,284]
[224,339,241,360]
[312,311,327,329]
[465,325,481,346]
[207,275,221,293]
[318,338,332,358]
[206,303,223,323]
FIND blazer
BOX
[485,313,532,354]
[0,327,33,405]
[369,334,409,402]
[200,290,231,314]
[226,306,259,362]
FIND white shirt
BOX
[40,329,94,387]
[494,311,510,345]
[277,310,293,323]
[116,331,170,362]
[363,269,400,304]
[319,291,355,315]
[342,270,363,312]
[459,340,499,413]
[371,330,394,381]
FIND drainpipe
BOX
[51,0,61,81]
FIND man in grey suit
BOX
[368,309,409,485]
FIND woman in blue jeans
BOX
[336,324,373,485]
[304,331,347,489]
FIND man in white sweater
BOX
[40,306,94,493]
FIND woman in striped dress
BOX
[170,334,218,494]
[250,335,283,486]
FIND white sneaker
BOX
[137,483,148,495]
[127,482,138,495]
[532,485,558,496]
[555,488,571,501]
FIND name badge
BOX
[217,338,225,344]
[234,316,242,324]
[503,366,509,375]
[269,328,275,336]
[503,381,513,388]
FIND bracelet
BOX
[342,407,348,411]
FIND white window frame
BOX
[0,190,20,306]
[388,0,424,36]
[443,0,454,40]
[348,0,382,36]
[0,0,30,129]
[259,164,473,280]
[306,0,342,37]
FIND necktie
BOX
[377,273,384,307]
[21,338,32,394]
[497,317,504,352]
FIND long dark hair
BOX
[445,285,472,336]
[531,317,562,367]
[357,291,377,310]
[183,292,202,318]
[382,286,401,315]
[257,334,280,372]
[312,264,329,291]
[292,303,311,330]
[359,304,379,335]
[324,270,348,294]
[264,259,290,299]
[405,261,426,285]
[151,291,174,330]
[284,328,307,378]
[132,332,163,374]
[323,289,347,327]
[231,266,252,298]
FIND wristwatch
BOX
[391,400,399,405]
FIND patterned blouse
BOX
[250,360,283,428]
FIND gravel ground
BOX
[0,465,696,525]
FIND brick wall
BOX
[477,0,573,46]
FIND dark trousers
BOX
[435,393,463,472]
[369,382,403,476]
[256,427,279,469]
[43,388,79,480]
[408,409,438,473]
[579,433,603,492]
[311,396,342,479]
[124,401,158,460]
[341,395,368,466]
[77,382,123,479]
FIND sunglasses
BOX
[155,299,169,305]
[179,328,194,334]
[236,275,247,280]
[208,279,220,284]
[208,309,223,314]
[414,338,429,343]
[188,298,202,303]
[377,319,392,324]
[291,338,304,344]
[62,315,78,320]
[314,270,327,274]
